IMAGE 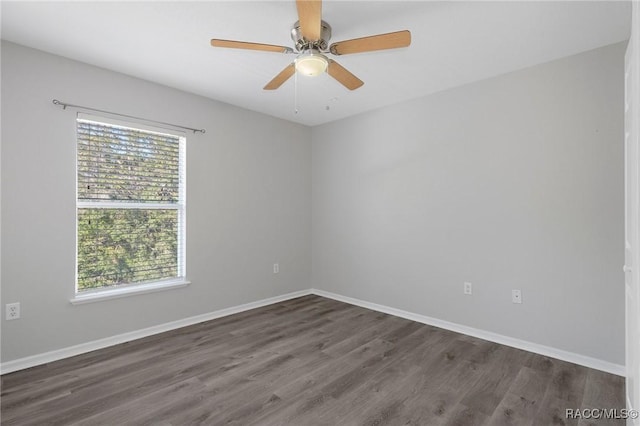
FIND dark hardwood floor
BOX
[0,295,625,425]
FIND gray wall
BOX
[1,40,626,366]
[312,43,626,364]
[1,42,312,362]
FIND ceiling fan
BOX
[210,0,411,91]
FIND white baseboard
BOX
[1,287,625,377]
[310,289,626,377]
[0,289,312,375]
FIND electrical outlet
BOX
[273,263,279,274]
[512,290,522,304]
[6,303,20,320]
[464,282,472,295]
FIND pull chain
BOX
[294,69,299,115]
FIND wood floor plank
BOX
[530,359,592,426]
[70,376,208,426]
[459,345,531,417]
[485,366,548,426]
[248,339,402,425]
[441,402,490,426]
[398,355,486,424]
[0,295,625,425]
[327,330,452,424]
[576,369,626,426]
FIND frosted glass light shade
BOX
[295,52,328,76]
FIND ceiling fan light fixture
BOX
[295,50,328,77]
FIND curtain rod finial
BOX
[52,99,67,110]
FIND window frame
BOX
[72,113,188,304]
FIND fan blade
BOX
[296,0,322,41]
[264,63,296,90]
[329,30,411,56]
[327,60,364,90]
[211,39,293,54]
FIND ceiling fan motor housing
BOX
[291,20,332,51]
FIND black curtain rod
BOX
[52,99,206,134]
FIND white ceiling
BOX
[1,1,631,126]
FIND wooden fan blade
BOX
[211,39,293,54]
[329,30,411,56]
[327,60,364,90]
[296,0,322,41]
[264,63,296,90]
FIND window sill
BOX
[70,279,190,305]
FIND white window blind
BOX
[76,116,186,292]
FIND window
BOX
[76,115,186,295]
